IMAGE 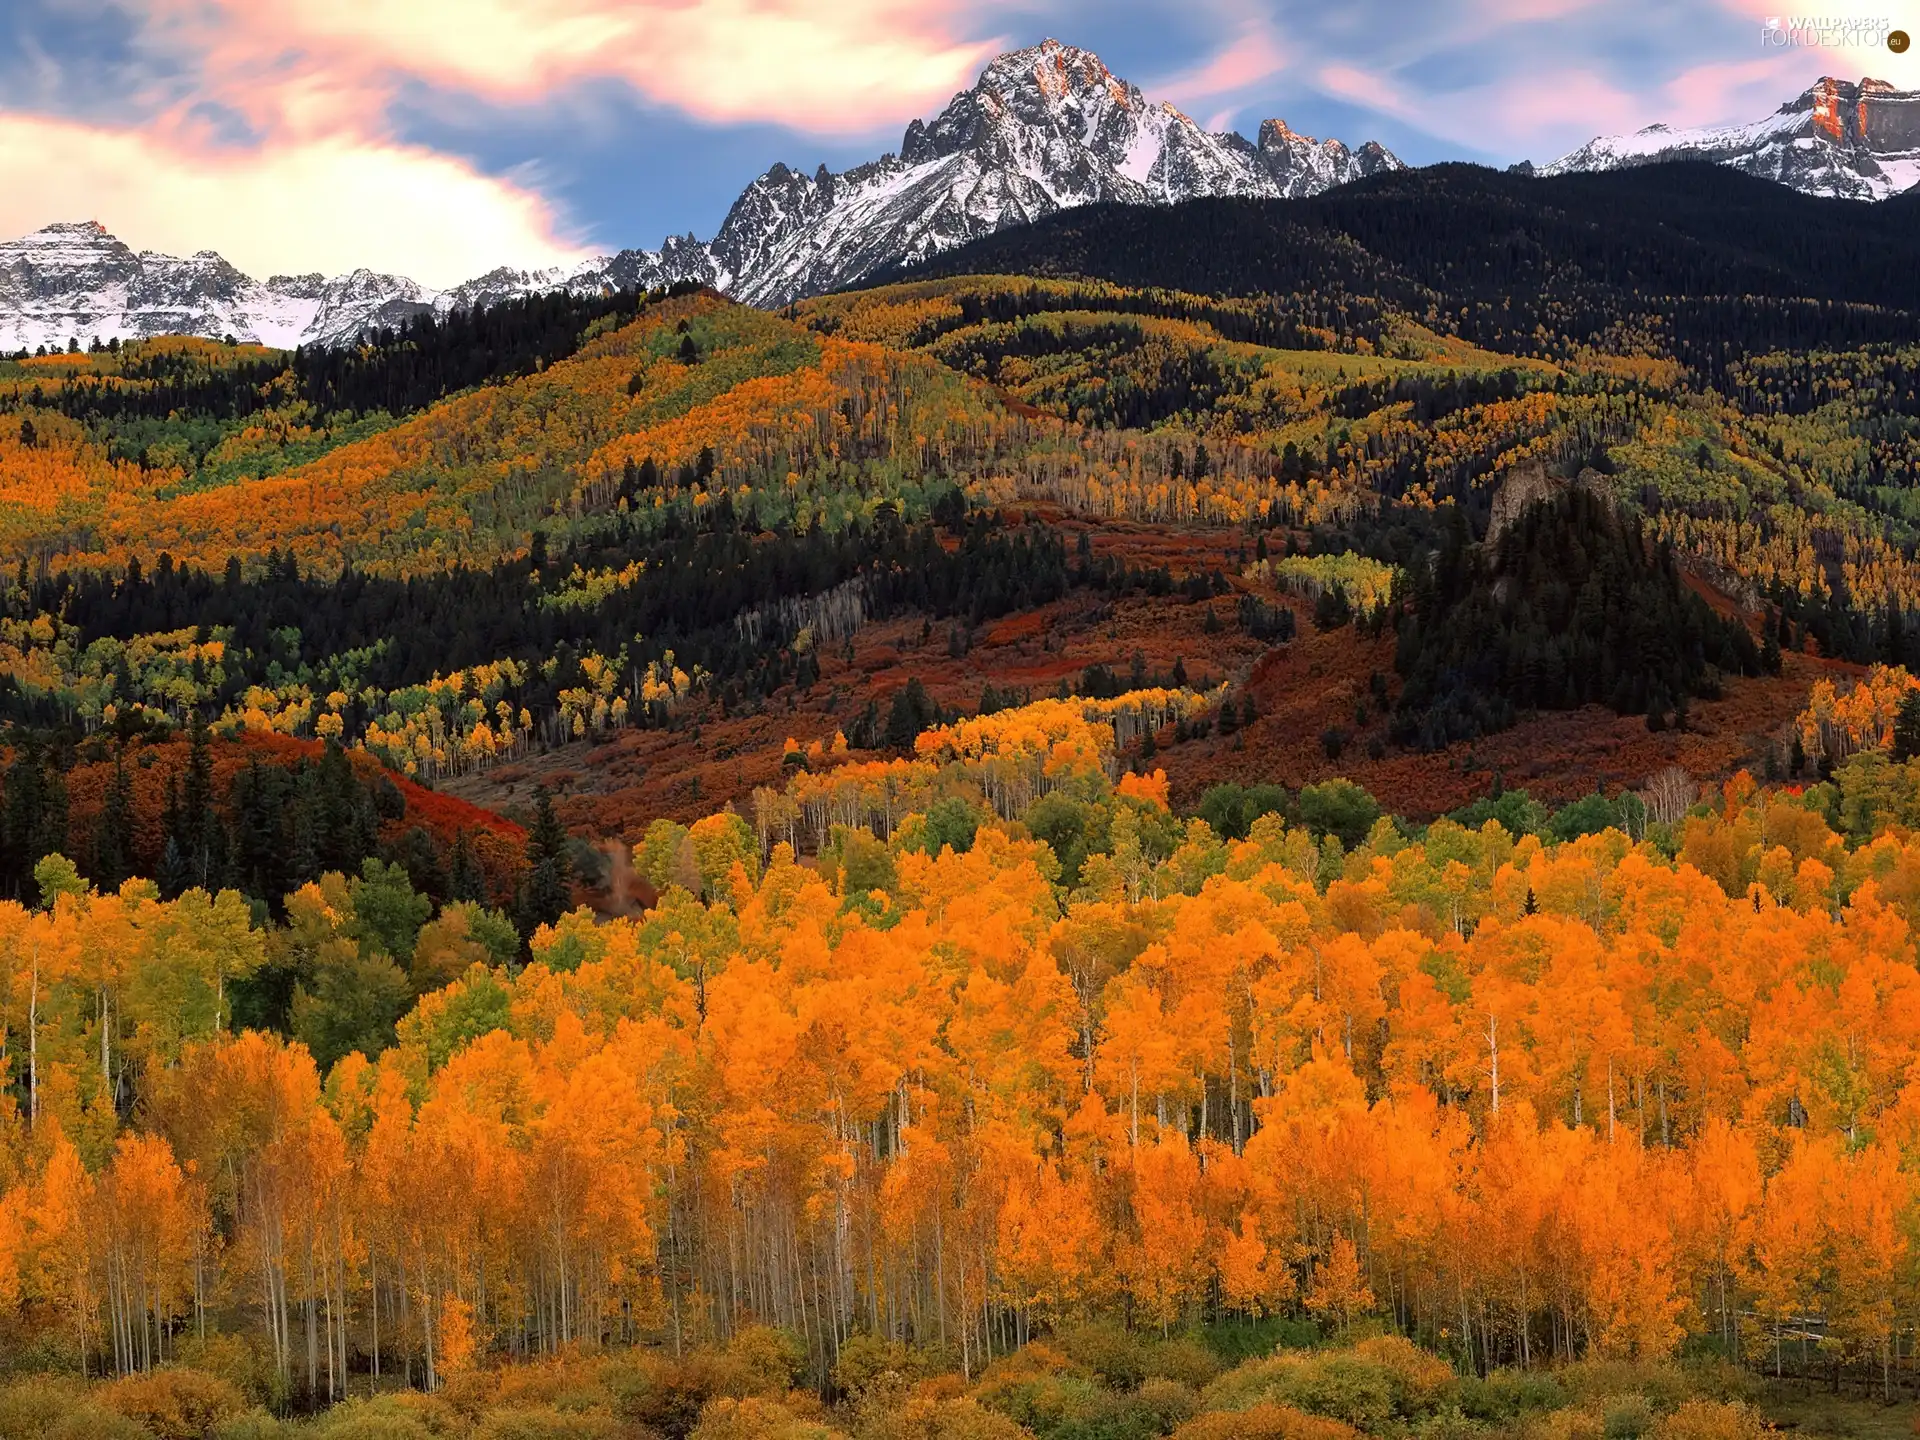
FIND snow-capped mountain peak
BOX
[1541,75,1920,200]
[703,37,1404,304]
[0,220,438,353]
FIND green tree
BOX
[1547,791,1620,842]
[91,752,137,893]
[1297,779,1382,850]
[349,858,432,965]
[32,853,86,909]
[448,829,489,905]
[292,949,412,1072]
[410,901,521,992]
[280,876,409,1068]
[1314,583,1353,631]
[884,678,936,749]
[4,743,68,899]
[164,714,227,896]
[518,786,573,939]
[1025,793,1105,888]
[636,817,695,893]
[1892,690,1920,763]
[899,795,982,857]
[689,812,759,895]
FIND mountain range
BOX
[0,40,1401,354]
[1542,75,1920,200]
[2,44,1915,356]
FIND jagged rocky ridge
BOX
[0,40,1400,352]
[1542,76,1920,201]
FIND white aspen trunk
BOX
[27,946,38,1128]
[1607,1059,1616,1142]
[1487,1014,1500,1115]
[423,1292,437,1392]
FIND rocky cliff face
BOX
[1542,76,1920,201]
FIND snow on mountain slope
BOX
[1542,76,1920,201]
[0,221,430,353]
[0,40,1402,351]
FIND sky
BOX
[1,0,1914,287]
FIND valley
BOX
[2,30,1920,1439]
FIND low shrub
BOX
[102,1369,248,1440]
[307,1395,442,1440]
[1170,1401,1363,1440]
[473,1405,623,1440]
[1457,1368,1570,1422]
[1199,1317,1319,1365]
[835,1333,927,1400]
[855,1391,1034,1440]
[690,1394,839,1440]
[977,1369,1192,1440]
[172,1335,281,1409]
[1651,1401,1768,1440]
[1603,1395,1655,1440]
[1053,1323,1220,1392]
[1202,1335,1458,1430]
[0,1378,147,1440]
[211,1411,291,1440]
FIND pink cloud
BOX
[1155,26,1289,112]
[1321,53,1824,161]
[1466,70,1649,139]
[140,0,1006,136]
[1658,58,1797,127]
[1700,3,1920,86]
[1316,65,1423,125]
[1472,0,1607,21]
[0,114,592,286]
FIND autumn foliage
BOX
[0,694,1917,1431]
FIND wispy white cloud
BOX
[0,112,593,287]
[140,0,1007,135]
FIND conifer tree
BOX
[92,751,136,892]
[164,714,226,894]
[449,829,488,905]
[1892,690,1920,763]
[2,744,57,897]
[518,787,572,940]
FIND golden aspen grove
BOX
[3,164,1920,1440]
[3,695,1920,1439]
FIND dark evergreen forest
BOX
[882,163,1920,381]
[1389,489,1767,750]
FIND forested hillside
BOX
[2,163,1920,1438]
[880,164,1920,370]
[4,692,1920,1439]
